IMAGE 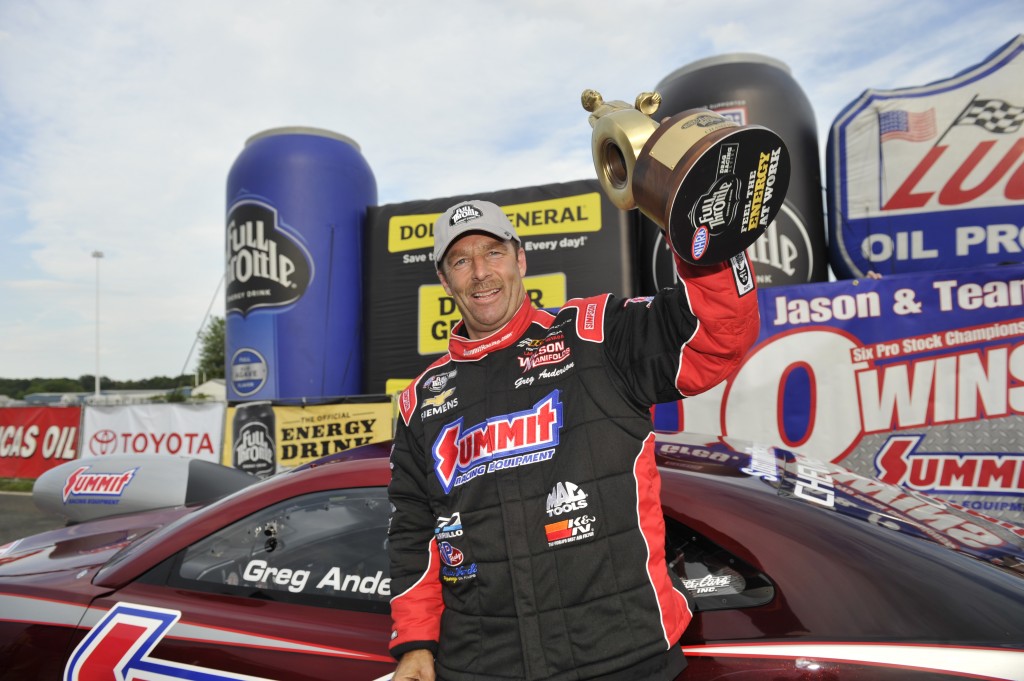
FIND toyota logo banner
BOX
[81,403,226,462]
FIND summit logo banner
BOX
[432,390,563,493]
[62,465,137,504]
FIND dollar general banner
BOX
[654,263,1024,524]
[223,398,393,475]
[0,406,81,479]
[363,180,634,393]
[827,35,1024,279]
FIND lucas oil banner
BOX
[654,263,1024,524]
[223,398,392,476]
[827,35,1024,279]
[0,406,81,479]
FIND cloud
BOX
[0,0,1021,380]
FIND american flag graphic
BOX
[955,98,1024,134]
[879,108,938,143]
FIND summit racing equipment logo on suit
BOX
[432,390,563,493]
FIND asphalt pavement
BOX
[0,491,66,545]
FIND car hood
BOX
[0,506,193,577]
[653,431,1024,574]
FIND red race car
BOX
[2,433,1023,680]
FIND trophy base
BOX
[633,110,791,265]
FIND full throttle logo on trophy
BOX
[582,89,791,265]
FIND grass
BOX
[0,478,34,493]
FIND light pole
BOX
[91,251,104,398]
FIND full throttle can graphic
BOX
[232,401,276,478]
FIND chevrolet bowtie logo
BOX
[424,388,455,408]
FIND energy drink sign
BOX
[653,263,1024,524]
[827,35,1024,279]
[223,399,393,475]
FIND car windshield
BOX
[97,476,272,578]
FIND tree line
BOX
[0,317,226,400]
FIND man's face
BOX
[438,233,527,340]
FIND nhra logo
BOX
[435,513,464,539]
[692,225,709,260]
[432,390,563,493]
[62,466,137,504]
[546,481,588,517]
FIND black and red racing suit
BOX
[388,254,760,681]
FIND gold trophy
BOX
[583,89,790,265]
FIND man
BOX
[388,199,759,681]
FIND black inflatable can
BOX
[640,53,827,290]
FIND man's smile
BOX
[472,287,501,300]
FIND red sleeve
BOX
[597,251,759,405]
[387,419,444,659]
[672,252,759,397]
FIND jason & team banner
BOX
[0,406,81,479]
[654,262,1024,524]
[827,34,1024,279]
[81,403,225,464]
[223,398,393,477]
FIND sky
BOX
[1,0,1022,382]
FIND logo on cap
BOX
[450,204,482,226]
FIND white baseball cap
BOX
[433,199,520,269]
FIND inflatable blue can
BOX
[225,127,377,401]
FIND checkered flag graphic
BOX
[954,98,1024,134]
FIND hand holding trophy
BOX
[582,89,790,265]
